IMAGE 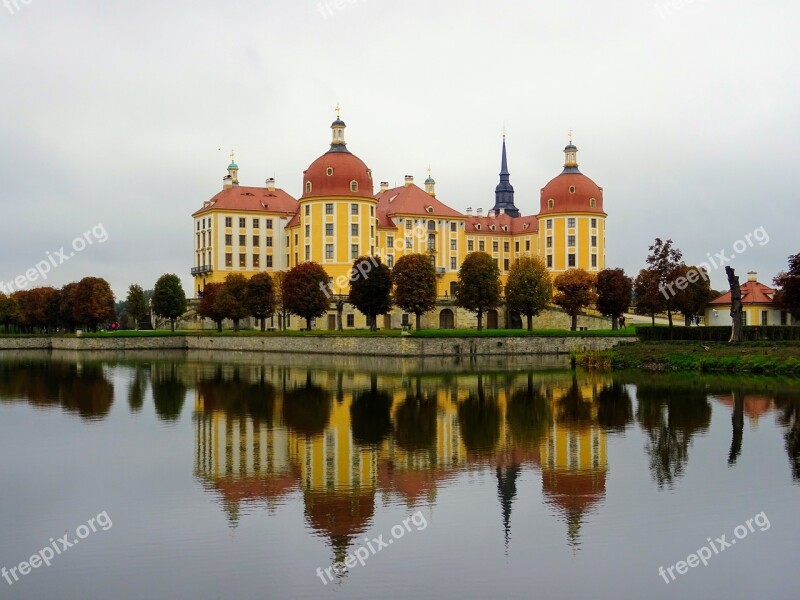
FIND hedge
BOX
[636,325,800,342]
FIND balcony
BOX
[191,265,213,276]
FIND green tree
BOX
[247,272,276,332]
[348,256,393,331]
[215,274,249,332]
[197,282,225,332]
[456,252,502,331]
[646,238,684,328]
[152,274,187,332]
[596,268,633,330]
[393,253,437,331]
[73,277,116,331]
[774,253,800,320]
[282,262,330,331]
[126,284,148,331]
[272,272,289,331]
[505,256,552,331]
[0,293,19,333]
[673,265,714,326]
[553,269,597,331]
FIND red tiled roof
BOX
[709,280,776,306]
[376,184,465,219]
[538,172,606,216]
[193,186,298,217]
[303,151,374,199]
[465,214,538,234]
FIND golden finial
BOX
[568,129,573,145]
[335,103,341,120]
[230,149,235,164]
[428,165,432,178]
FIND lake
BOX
[0,350,798,600]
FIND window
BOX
[266,219,273,229]
[239,254,246,267]
[306,182,312,193]
[350,181,358,192]
[494,258,499,267]
[253,218,259,228]
[326,244,334,259]
[295,234,298,244]
[568,235,575,247]
[253,255,260,268]
[475,224,481,231]
[504,242,509,252]
[326,167,334,176]
[351,204,359,215]
[569,186,576,194]
[402,313,410,326]
[450,240,457,251]
[504,258,510,271]
[351,244,359,259]
[305,225,310,237]
[387,236,394,247]
[492,241,499,252]
[370,206,374,216]
[568,218,576,228]
[253,235,260,246]
[547,255,553,268]
[387,255,394,268]
[225,234,232,246]
[450,222,457,232]
[325,223,334,236]
[428,234,436,251]
[305,205,310,216]
[196,221,200,231]
[351,224,359,236]
[479,241,485,252]
[591,218,597,228]
[525,240,531,251]
[405,220,412,229]
[468,240,474,252]
[428,220,436,231]
[239,235,246,246]
[450,282,458,297]
[548,199,554,209]
[325,203,334,215]
[239,218,246,228]
[743,312,748,326]
[225,253,232,267]
[347,314,355,328]
[591,235,597,247]
[266,236,273,247]
[590,198,596,208]
[305,245,310,260]
[266,255,273,268]
[225,217,232,227]
[591,254,597,268]
[761,310,768,326]
[450,257,457,270]
[406,237,412,249]
[546,219,552,229]
[515,241,520,252]
[568,253,576,267]
[546,236,553,248]
[370,226,374,237]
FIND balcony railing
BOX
[191,265,213,276]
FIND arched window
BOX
[305,181,312,193]
[590,198,596,208]
[548,199,554,209]
[350,180,358,192]
[428,220,436,230]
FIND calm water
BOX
[0,350,798,600]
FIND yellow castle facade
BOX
[192,111,608,329]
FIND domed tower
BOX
[537,137,606,273]
[290,108,377,290]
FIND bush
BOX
[636,325,800,342]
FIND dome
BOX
[303,151,374,199]
[539,171,605,215]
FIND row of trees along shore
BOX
[1,246,797,334]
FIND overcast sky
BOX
[1,0,797,298]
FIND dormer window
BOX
[523,223,529,230]
[350,180,358,192]
[326,167,334,176]
[569,186,576,194]
[427,207,434,214]
[502,225,508,232]
[590,198,596,208]
[490,225,496,231]
[548,199,554,209]
[475,224,481,231]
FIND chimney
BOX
[380,181,389,192]
[476,208,483,216]
[747,271,758,283]
[223,174,233,190]
[488,209,496,218]
[404,175,414,187]
[466,207,473,216]
[499,208,505,215]
[266,178,276,192]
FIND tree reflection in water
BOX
[282,371,331,437]
[151,363,188,423]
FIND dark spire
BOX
[492,136,520,218]
[497,464,521,552]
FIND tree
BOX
[393,253,437,331]
[197,282,225,332]
[596,268,633,330]
[126,284,148,331]
[0,293,19,333]
[726,266,744,343]
[673,265,714,326]
[646,238,684,328]
[215,274,249,332]
[282,262,330,331]
[348,256,393,332]
[505,256,552,331]
[59,283,79,332]
[73,277,115,331]
[455,252,502,331]
[246,272,276,332]
[774,253,800,320]
[152,274,187,332]
[272,272,289,331]
[634,268,663,325]
[553,269,597,331]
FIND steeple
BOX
[329,104,350,154]
[492,136,520,218]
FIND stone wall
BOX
[0,334,635,356]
